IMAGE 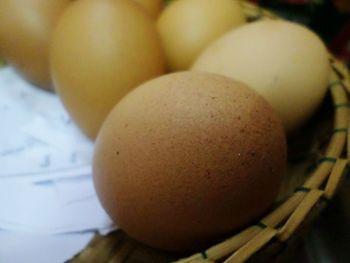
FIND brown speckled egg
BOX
[93,72,287,251]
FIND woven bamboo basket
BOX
[69,1,350,263]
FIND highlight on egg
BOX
[192,20,331,133]
[50,0,165,139]
[93,71,287,251]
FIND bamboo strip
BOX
[223,228,277,263]
[189,260,215,263]
[176,226,261,263]
[71,232,124,263]
[324,159,348,199]
[277,189,323,242]
[330,59,350,161]
[108,238,137,263]
[331,59,350,93]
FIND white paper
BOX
[0,180,114,234]
[0,231,94,263]
[0,67,116,262]
[0,67,93,179]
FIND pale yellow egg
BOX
[157,0,246,71]
[192,20,331,132]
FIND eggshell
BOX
[51,0,165,139]
[157,0,246,71]
[133,0,163,17]
[0,0,71,90]
[93,72,287,251]
[192,20,331,133]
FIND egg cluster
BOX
[0,0,331,252]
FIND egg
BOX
[93,72,287,251]
[157,0,246,71]
[192,20,331,133]
[133,0,163,17]
[0,0,71,90]
[51,0,165,139]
